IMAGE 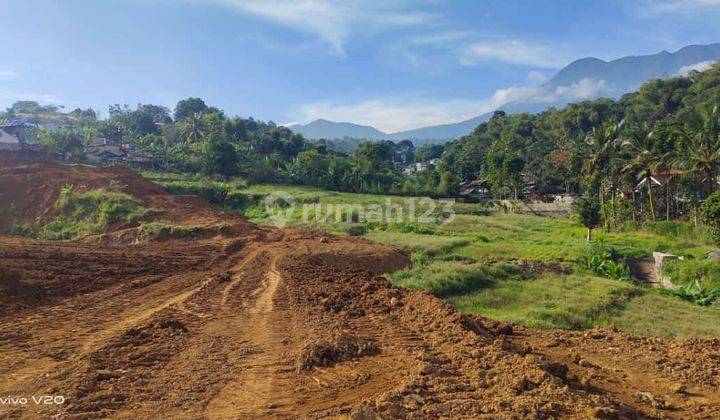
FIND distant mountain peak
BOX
[289,118,386,140]
[289,43,720,144]
[571,56,606,65]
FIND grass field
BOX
[144,174,720,337]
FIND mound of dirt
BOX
[0,154,256,239]
[297,332,380,371]
[2,157,720,418]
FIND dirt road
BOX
[2,156,720,418]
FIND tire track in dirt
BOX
[78,276,215,355]
[220,246,262,308]
[205,259,292,418]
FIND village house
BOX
[84,138,154,166]
[401,158,441,176]
[122,143,154,167]
[85,138,125,164]
[458,179,492,202]
[634,169,685,191]
[0,120,34,152]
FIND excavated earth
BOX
[1,154,720,419]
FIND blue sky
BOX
[1,0,720,132]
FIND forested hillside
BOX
[6,64,720,226]
[440,63,720,223]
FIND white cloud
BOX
[408,30,474,46]
[459,39,573,69]
[486,78,609,107]
[294,78,610,133]
[551,78,609,100]
[641,0,720,14]
[527,70,550,85]
[198,0,435,55]
[677,60,716,75]
[0,91,62,105]
[296,97,487,133]
[0,69,17,80]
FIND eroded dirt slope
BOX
[0,154,242,235]
[1,156,720,419]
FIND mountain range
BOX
[288,43,720,144]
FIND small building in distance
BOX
[0,120,34,151]
[634,169,685,191]
[458,179,491,202]
[86,138,125,164]
[402,158,441,175]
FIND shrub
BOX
[225,190,259,211]
[365,221,435,235]
[344,224,368,237]
[436,253,473,262]
[578,241,632,282]
[410,250,432,266]
[670,280,720,306]
[160,179,231,205]
[700,191,720,245]
[471,233,491,243]
[36,187,150,240]
[8,224,34,237]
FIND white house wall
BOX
[0,129,21,151]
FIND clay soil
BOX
[1,155,719,419]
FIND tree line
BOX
[439,63,720,229]
[8,97,457,196]
[5,63,720,228]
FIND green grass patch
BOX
[389,261,522,297]
[142,171,253,211]
[34,187,150,240]
[643,220,715,245]
[609,293,720,337]
[445,273,640,330]
[365,232,470,256]
[662,258,720,289]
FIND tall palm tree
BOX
[582,121,622,207]
[671,105,720,197]
[620,124,663,222]
[178,112,205,144]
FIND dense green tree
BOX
[574,194,601,242]
[201,135,239,176]
[671,105,720,196]
[39,129,85,157]
[174,97,209,121]
[700,191,720,245]
[395,140,415,165]
[414,143,444,163]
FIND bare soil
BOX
[1,155,719,419]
